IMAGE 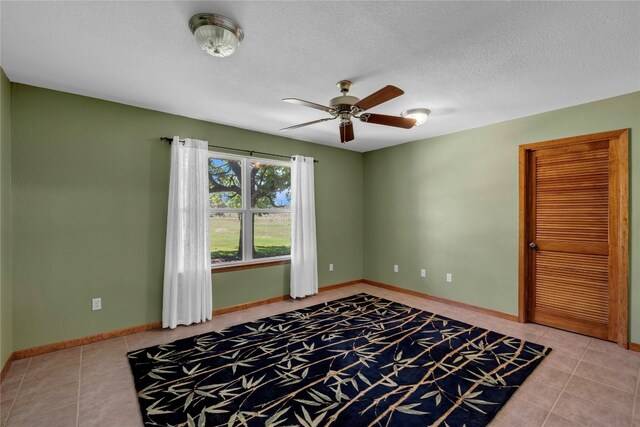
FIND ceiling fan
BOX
[280,80,416,143]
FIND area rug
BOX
[128,293,550,427]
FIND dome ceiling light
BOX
[189,13,244,58]
[401,108,430,126]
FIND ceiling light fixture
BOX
[189,13,244,58]
[401,108,430,126]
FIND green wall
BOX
[7,80,640,353]
[363,91,640,342]
[1,68,13,367]
[10,84,363,351]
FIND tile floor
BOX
[1,283,639,426]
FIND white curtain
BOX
[290,155,318,298]
[162,137,212,328]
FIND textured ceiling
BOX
[1,1,639,152]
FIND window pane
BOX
[209,158,242,208]
[253,213,291,259]
[210,213,242,263]
[250,163,291,208]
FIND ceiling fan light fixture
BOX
[282,82,413,143]
[401,108,430,126]
[189,14,244,58]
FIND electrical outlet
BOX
[329,263,334,272]
[421,268,426,278]
[446,273,452,283]
[393,264,399,273]
[92,298,102,311]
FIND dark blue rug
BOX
[128,293,550,426]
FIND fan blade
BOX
[280,117,336,131]
[339,121,354,143]
[360,113,416,129]
[282,98,335,113]
[354,85,404,111]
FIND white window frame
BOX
[208,151,291,267]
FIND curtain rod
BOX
[160,137,319,163]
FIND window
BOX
[209,152,291,266]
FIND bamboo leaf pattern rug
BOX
[128,294,550,427]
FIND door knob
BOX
[529,242,537,248]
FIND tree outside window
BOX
[209,154,291,264]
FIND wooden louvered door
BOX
[519,130,628,345]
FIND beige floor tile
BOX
[1,398,14,426]
[476,316,508,333]
[517,376,563,410]
[519,322,552,336]
[2,360,29,382]
[213,311,251,327]
[543,413,587,427]
[12,377,77,405]
[490,410,533,426]
[81,347,130,372]
[537,336,587,360]
[0,384,16,401]
[552,391,631,427]
[581,348,640,376]
[588,339,640,359]
[79,384,138,421]
[635,396,639,419]
[563,376,634,416]
[26,347,81,377]
[542,329,591,349]
[492,396,548,426]
[258,303,301,319]
[499,326,545,343]
[493,318,516,336]
[83,337,126,353]
[542,351,580,374]
[446,312,478,325]
[78,404,143,427]
[80,365,134,397]
[0,361,29,395]
[573,360,637,394]
[529,365,572,390]
[163,321,218,342]
[634,419,640,427]
[19,362,79,390]
[0,376,22,395]
[6,402,77,427]
[504,320,548,338]
[8,380,78,422]
[125,329,170,351]
[488,411,511,426]
[482,320,512,332]
[421,301,454,314]
[0,379,21,403]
